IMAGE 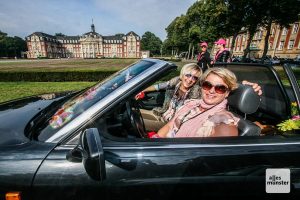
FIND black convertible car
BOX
[1,58,300,199]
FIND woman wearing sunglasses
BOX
[156,67,240,138]
[211,38,231,64]
[138,63,203,131]
[197,41,212,72]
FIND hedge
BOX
[0,71,118,82]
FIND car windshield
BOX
[35,60,156,141]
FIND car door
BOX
[32,129,300,199]
[30,131,250,199]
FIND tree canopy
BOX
[0,31,27,58]
[55,33,66,37]
[140,31,162,56]
[164,0,300,59]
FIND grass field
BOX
[0,58,140,72]
[0,58,186,103]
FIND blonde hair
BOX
[200,67,238,91]
[179,63,202,80]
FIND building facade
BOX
[212,21,300,59]
[26,24,141,59]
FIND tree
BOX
[0,31,7,39]
[259,0,300,59]
[167,0,229,59]
[165,15,190,57]
[164,0,300,60]
[220,0,300,60]
[0,31,27,58]
[0,31,8,57]
[214,0,263,60]
[141,31,162,56]
[55,33,66,37]
[13,36,27,57]
[220,0,250,55]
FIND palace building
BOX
[26,24,141,59]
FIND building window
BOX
[257,30,263,40]
[271,27,276,36]
[288,40,294,49]
[268,42,272,49]
[278,41,284,50]
[282,28,288,36]
[292,23,299,34]
[253,33,256,40]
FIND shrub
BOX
[0,71,117,82]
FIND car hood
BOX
[0,92,73,146]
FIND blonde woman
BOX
[139,63,203,131]
[156,67,240,138]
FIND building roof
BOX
[82,31,102,37]
[28,32,56,39]
[102,35,124,43]
[56,36,80,40]
[126,31,139,37]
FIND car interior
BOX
[92,63,297,140]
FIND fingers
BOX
[241,80,263,96]
[256,85,262,96]
[242,80,250,85]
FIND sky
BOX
[0,0,196,41]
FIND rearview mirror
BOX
[80,128,106,181]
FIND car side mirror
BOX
[80,128,106,181]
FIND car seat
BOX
[227,84,261,136]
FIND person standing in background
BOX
[212,38,231,64]
[197,41,212,72]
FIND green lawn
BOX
[0,59,136,103]
[0,82,96,103]
[0,58,187,103]
[0,58,140,72]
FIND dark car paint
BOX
[0,92,76,145]
[30,136,300,199]
[0,141,56,200]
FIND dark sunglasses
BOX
[185,73,199,81]
[201,46,207,48]
[201,81,229,94]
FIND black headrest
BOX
[228,84,260,114]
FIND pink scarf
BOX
[214,49,226,61]
[162,81,191,122]
[168,99,228,137]
[197,52,204,61]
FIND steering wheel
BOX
[125,100,147,138]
